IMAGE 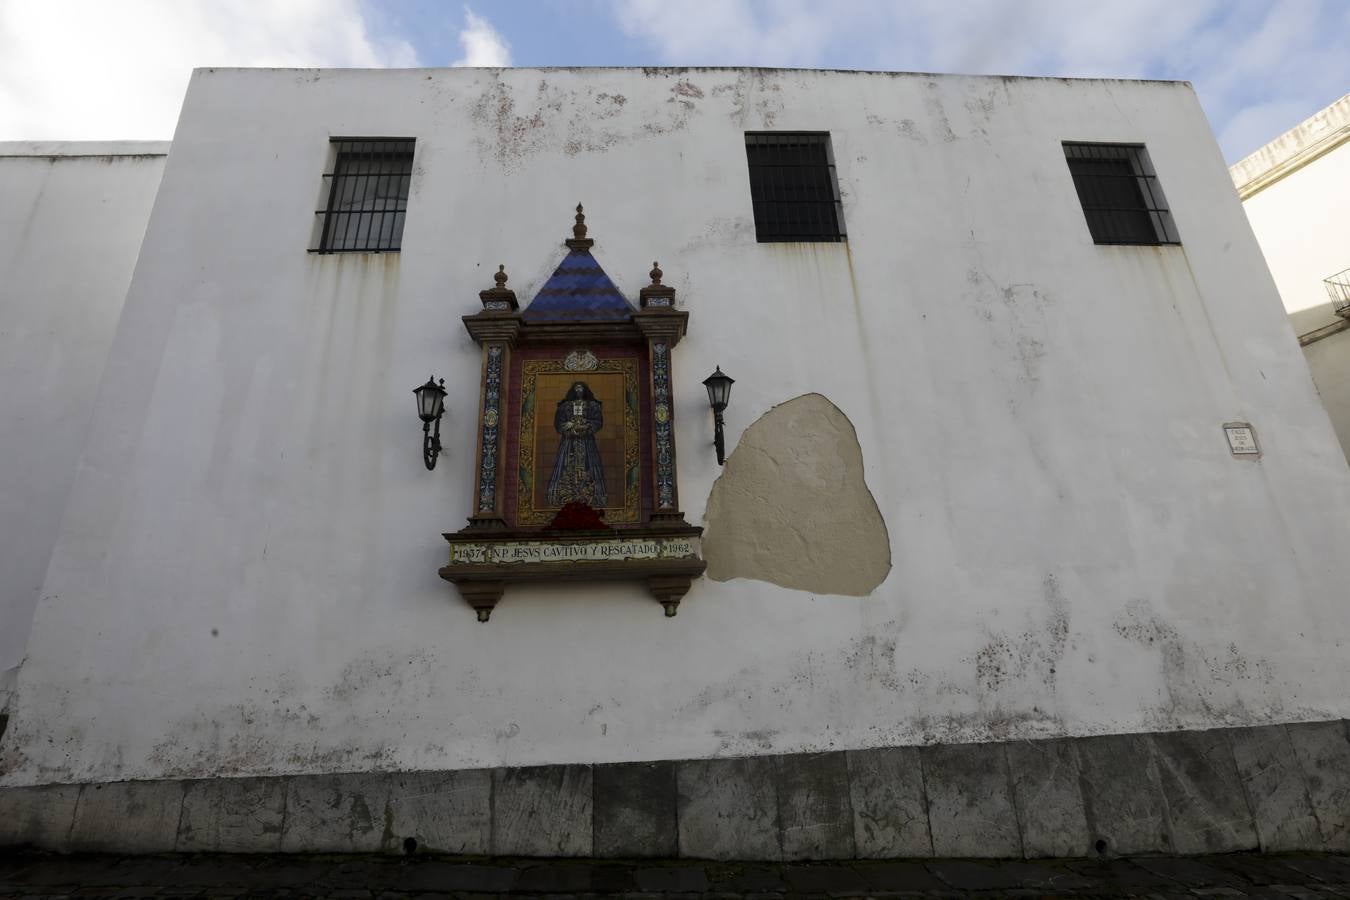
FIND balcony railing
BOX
[1327,267,1350,318]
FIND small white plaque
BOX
[1224,422,1260,456]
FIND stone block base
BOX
[3,719,1349,859]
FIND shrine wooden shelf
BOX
[440,523,705,621]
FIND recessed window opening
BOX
[744,132,846,242]
[313,138,414,253]
[1063,142,1179,246]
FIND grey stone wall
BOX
[3,720,1348,859]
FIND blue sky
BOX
[2,0,1347,162]
[372,1,647,68]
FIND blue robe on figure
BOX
[546,381,608,508]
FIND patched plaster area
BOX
[703,393,890,595]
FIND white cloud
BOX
[610,0,1350,161]
[612,0,825,68]
[451,8,511,67]
[0,0,417,141]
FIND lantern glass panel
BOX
[415,380,444,422]
[703,368,734,411]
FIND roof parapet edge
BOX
[0,140,171,158]
[1230,94,1350,200]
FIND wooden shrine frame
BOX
[439,207,705,621]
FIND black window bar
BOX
[1063,142,1179,246]
[313,138,414,253]
[745,132,846,242]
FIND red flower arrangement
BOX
[547,501,610,531]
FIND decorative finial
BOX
[478,261,518,311]
[565,203,595,250]
[638,259,675,308]
[573,203,587,240]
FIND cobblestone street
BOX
[5,852,1350,898]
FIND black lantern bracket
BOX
[703,365,735,465]
[414,376,447,470]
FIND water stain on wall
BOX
[468,73,708,169]
[1112,598,1281,728]
[970,573,1072,693]
[702,393,891,596]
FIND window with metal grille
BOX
[744,132,845,242]
[312,138,414,253]
[1063,142,1179,246]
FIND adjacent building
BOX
[1231,94,1350,461]
[0,141,168,710]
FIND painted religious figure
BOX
[545,381,608,507]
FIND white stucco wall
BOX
[4,68,1349,786]
[0,143,167,706]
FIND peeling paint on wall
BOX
[702,393,891,596]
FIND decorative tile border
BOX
[476,345,503,513]
[651,341,675,510]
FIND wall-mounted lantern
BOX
[702,366,735,465]
[414,376,447,470]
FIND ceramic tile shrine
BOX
[440,206,705,620]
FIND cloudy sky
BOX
[1,0,1346,162]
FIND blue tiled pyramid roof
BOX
[522,248,635,322]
